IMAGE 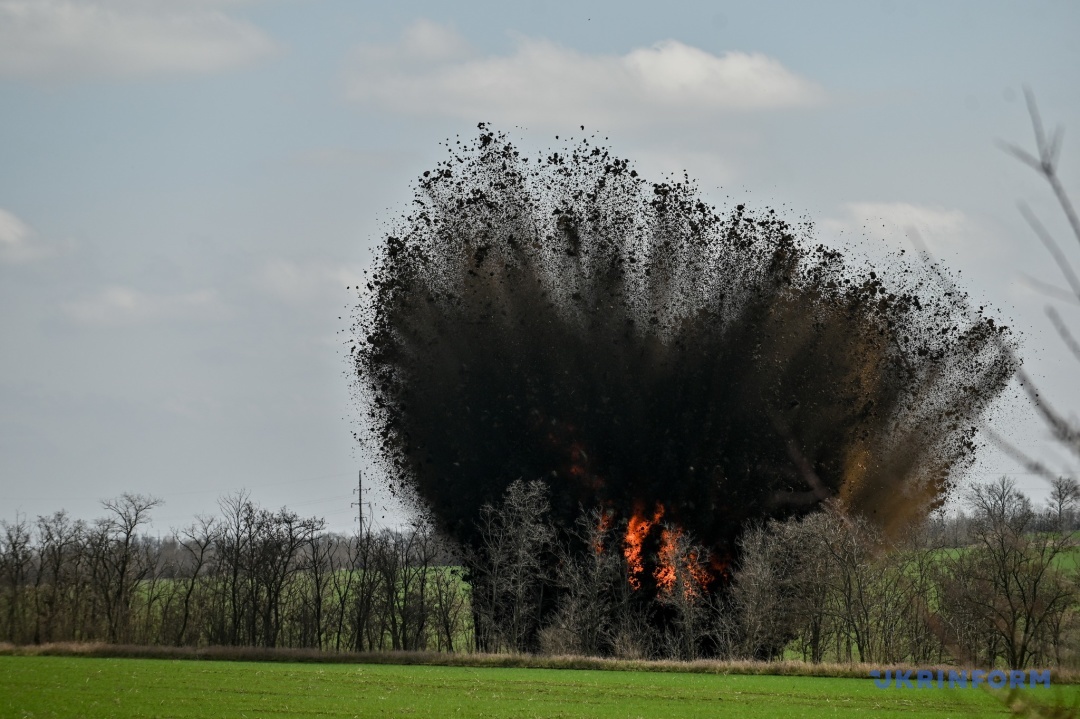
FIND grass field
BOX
[3,656,1078,718]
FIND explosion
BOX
[351,125,1015,598]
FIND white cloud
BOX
[63,285,228,326]
[346,20,824,127]
[255,259,365,305]
[0,208,52,263]
[821,202,976,256]
[0,0,276,81]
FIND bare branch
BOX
[1046,125,1065,170]
[1006,87,1080,251]
[982,426,1063,484]
[1018,202,1080,302]
[997,140,1044,173]
[1047,166,1080,252]
[1015,367,1080,461]
[908,226,1080,480]
[1018,272,1080,306]
[1046,306,1080,365]
[1024,86,1050,169]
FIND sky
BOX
[1,0,1078,535]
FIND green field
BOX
[2,656,1077,718]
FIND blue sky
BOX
[1,0,1078,532]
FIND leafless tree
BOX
[430,562,470,653]
[0,491,472,655]
[174,515,218,646]
[297,530,336,649]
[0,514,33,643]
[1049,476,1080,531]
[469,478,555,653]
[32,511,84,643]
[882,522,947,665]
[371,524,440,651]
[937,477,1076,669]
[653,524,727,661]
[733,513,833,661]
[540,507,622,656]
[95,493,161,643]
[344,528,382,651]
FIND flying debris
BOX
[351,124,1015,598]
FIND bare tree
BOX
[401,524,440,651]
[252,508,324,648]
[32,511,84,643]
[344,528,383,652]
[542,507,622,656]
[938,477,1076,669]
[469,478,555,653]
[653,524,725,661]
[174,515,218,646]
[213,490,252,645]
[0,491,473,655]
[816,510,883,663]
[0,514,33,643]
[733,514,833,662]
[134,536,168,644]
[370,524,439,651]
[297,530,336,649]
[1049,476,1080,531]
[97,494,162,643]
[430,561,470,653]
[882,522,947,665]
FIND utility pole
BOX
[352,469,363,531]
[351,469,374,533]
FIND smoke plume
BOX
[351,125,1015,585]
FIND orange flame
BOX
[655,526,713,599]
[622,502,715,596]
[592,509,615,555]
[624,502,664,590]
[688,551,713,589]
[654,527,680,592]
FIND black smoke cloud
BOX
[351,125,1015,567]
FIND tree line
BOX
[3,476,1080,670]
[736,476,1080,669]
[0,491,470,653]
[464,476,1080,669]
